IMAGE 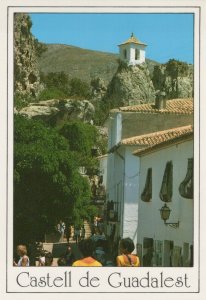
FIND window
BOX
[159,161,173,202]
[141,168,152,202]
[124,49,127,59]
[135,49,140,60]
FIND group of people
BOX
[56,220,86,244]
[13,237,140,267]
[72,237,140,267]
[13,243,75,267]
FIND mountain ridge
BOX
[37,43,159,84]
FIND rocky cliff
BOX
[152,60,193,99]
[103,62,156,107]
[17,99,95,125]
[14,13,43,104]
[100,59,193,110]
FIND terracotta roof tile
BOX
[117,98,193,114]
[120,125,193,146]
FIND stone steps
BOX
[70,220,92,239]
[84,220,92,239]
[44,219,92,244]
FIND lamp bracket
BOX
[164,221,179,229]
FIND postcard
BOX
[0,0,206,299]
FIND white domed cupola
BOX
[118,33,147,66]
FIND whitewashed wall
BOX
[119,44,146,65]
[106,145,141,247]
[108,113,122,149]
[98,155,108,188]
[107,153,115,203]
[122,147,140,249]
[106,147,124,239]
[137,140,193,260]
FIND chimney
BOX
[155,91,166,109]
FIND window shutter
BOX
[179,158,193,199]
[159,161,173,202]
[141,168,152,202]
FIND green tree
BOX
[165,59,189,78]
[60,121,97,155]
[152,65,166,91]
[14,116,96,245]
[40,71,70,97]
[69,78,91,99]
[59,121,99,174]
[37,87,68,101]
[92,99,111,126]
[38,71,70,101]
[38,73,92,101]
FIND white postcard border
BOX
[0,0,206,299]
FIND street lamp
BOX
[159,203,179,228]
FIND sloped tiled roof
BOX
[118,34,147,46]
[115,99,193,115]
[121,125,193,147]
[132,125,193,156]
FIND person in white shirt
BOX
[57,220,66,242]
[13,245,30,266]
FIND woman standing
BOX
[116,238,140,267]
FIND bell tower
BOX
[118,33,147,66]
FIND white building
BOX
[118,33,147,65]
[97,154,108,188]
[105,99,193,253]
[106,142,140,246]
[133,126,193,267]
[108,99,193,149]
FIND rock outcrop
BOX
[152,62,193,99]
[14,13,43,102]
[17,99,95,124]
[101,59,193,111]
[91,77,107,100]
[104,62,156,107]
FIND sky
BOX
[30,13,194,64]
